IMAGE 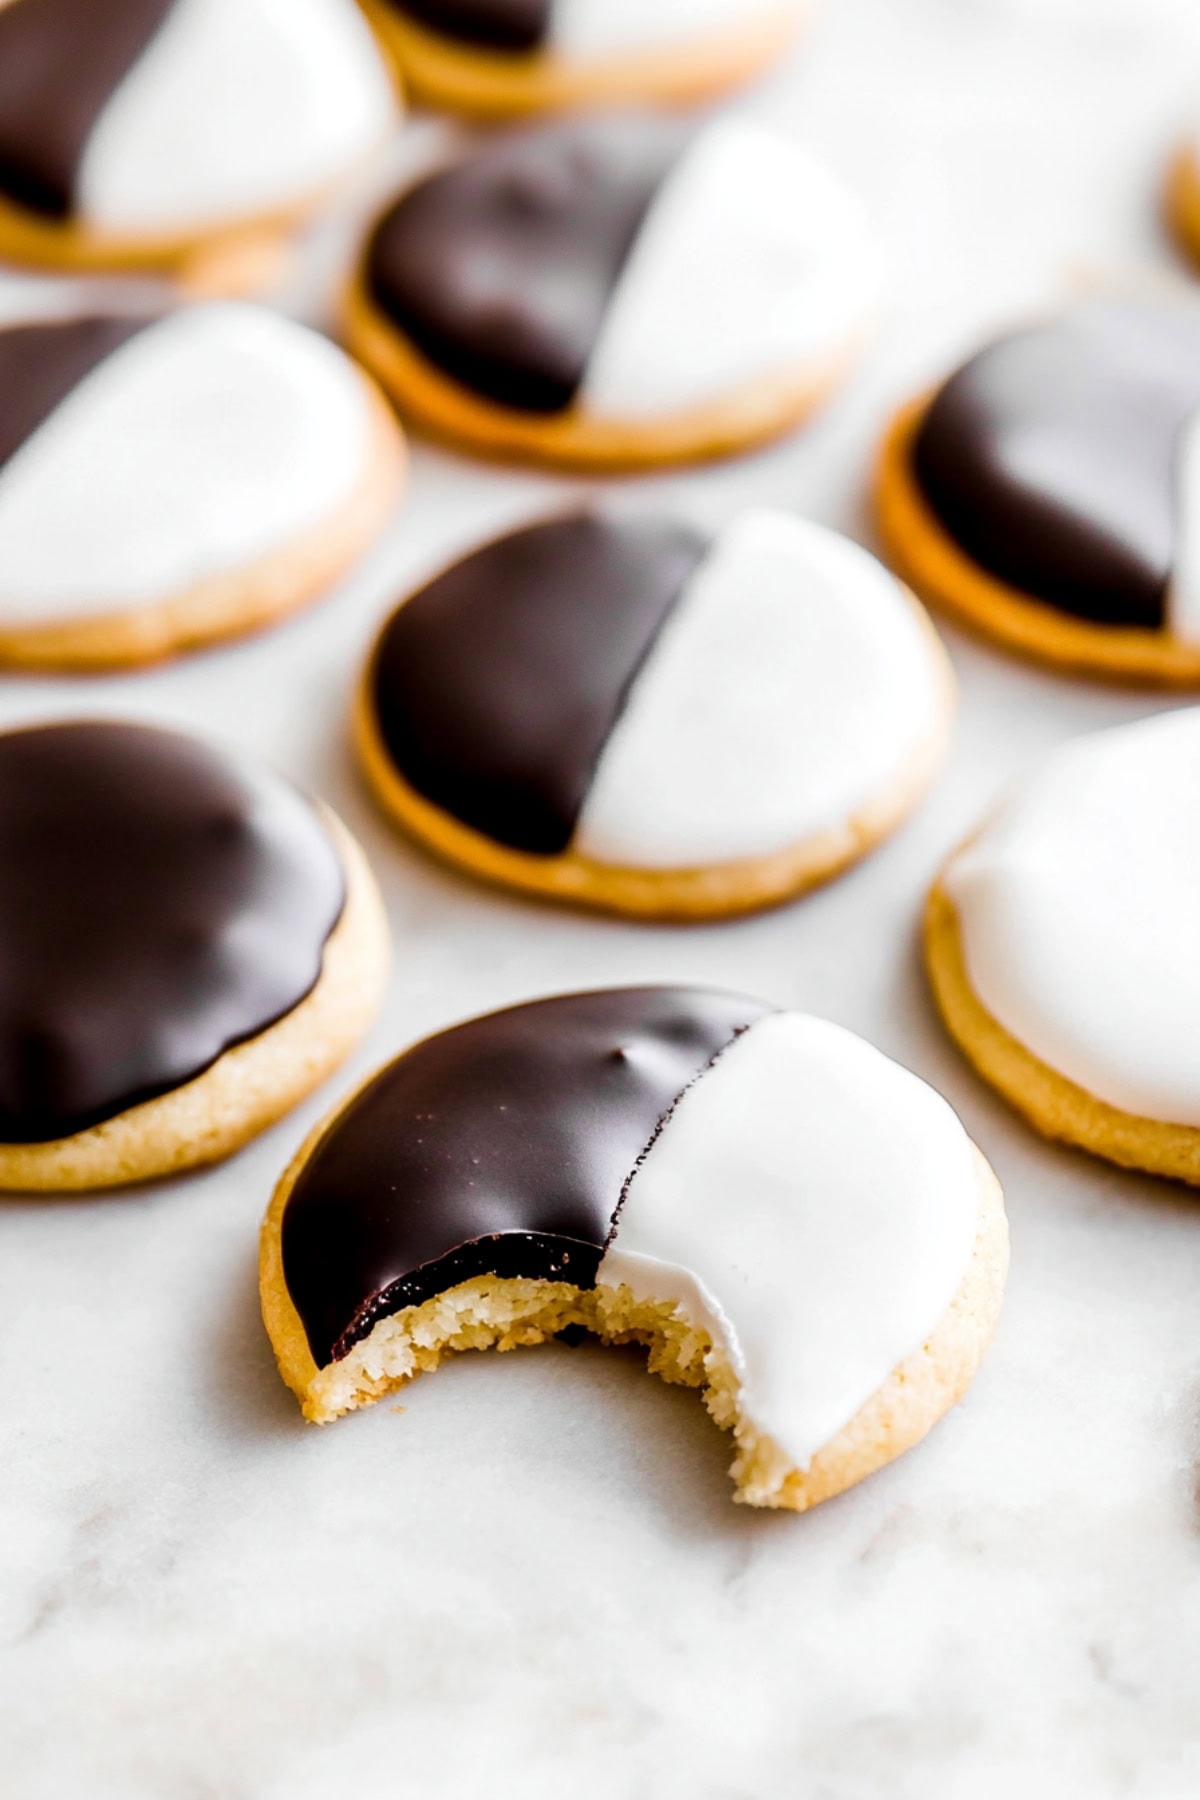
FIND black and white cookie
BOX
[347,113,884,469]
[0,302,403,668]
[356,508,953,918]
[261,988,1007,1510]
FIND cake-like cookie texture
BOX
[356,508,953,919]
[0,720,389,1191]
[927,709,1200,1183]
[359,0,806,120]
[875,298,1200,684]
[346,113,883,471]
[261,988,1007,1510]
[0,303,404,670]
[0,0,396,289]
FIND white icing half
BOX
[600,1012,980,1471]
[580,119,883,421]
[0,303,373,621]
[549,0,785,60]
[78,0,395,234]
[945,709,1200,1125]
[1166,406,1200,643]
[573,510,942,868]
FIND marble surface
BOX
[4,1,1200,1794]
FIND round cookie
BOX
[0,303,404,670]
[927,709,1200,1184]
[359,0,807,121]
[260,988,1007,1511]
[355,507,954,920]
[345,112,884,471]
[0,0,396,290]
[876,298,1200,684]
[0,719,389,1192]
[1165,137,1200,273]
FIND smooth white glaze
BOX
[580,118,883,421]
[549,0,788,60]
[600,1011,980,1471]
[945,709,1200,1124]
[78,0,395,235]
[574,510,942,868]
[0,303,374,621]
[1167,406,1200,643]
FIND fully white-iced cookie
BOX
[261,988,1007,1510]
[0,302,404,668]
[928,709,1200,1182]
[356,507,952,918]
[349,113,884,470]
[0,0,396,284]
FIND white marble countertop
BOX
[5,2,1200,1794]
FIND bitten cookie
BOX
[0,303,404,670]
[355,508,953,919]
[876,298,1200,684]
[359,0,806,120]
[345,113,883,471]
[927,709,1200,1184]
[0,720,389,1192]
[0,0,396,290]
[261,988,1007,1511]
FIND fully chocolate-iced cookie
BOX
[355,508,952,918]
[260,987,1007,1510]
[346,113,883,470]
[927,708,1200,1183]
[0,303,404,670]
[0,720,389,1191]
[358,0,806,121]
[0,0,395,286]
[876,299,1200,683]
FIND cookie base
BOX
[343,275,871,472]
[1164,143,1200,273]
[0,380,405,672]
[352,614,954,921]
[261,1123,1005,1510]
[359,2,806,120]
[925,880,1200,1185]
[0,813,390,1193]
[876,394,1200,685]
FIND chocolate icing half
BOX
[281,987,769,1366]
[0,315,146,472]
[0,721,344,1144]
[384,0,552,52]
[365,115,689,412]
[0,0,174,219]
[911,300,1200,630]
[370,512,707,854]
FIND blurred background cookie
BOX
[355,507,952,918]
[347,112,883,469]
[0,302,404,669]
[261,987,1006,1511]
[0,720,389,1192]
[0,0,397,290]
[877,298,1200,683]
[359,0,807,119]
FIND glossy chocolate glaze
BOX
[912,300,1200,630]
[370,511,706,855]
[0,722,344,1144]
[0,0,174,219]
[0,315,145,472]
[281,987,769,1367]
[365,114,689,412]
[384,0,551,52]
